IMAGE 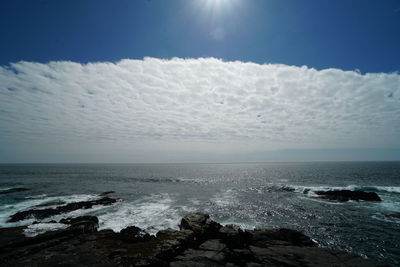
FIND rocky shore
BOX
[0,213,388,267]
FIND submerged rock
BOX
[314,190,382,202]
[7,197,118,222]
[0,213,388,267]
[0,187,30,195]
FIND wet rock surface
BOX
[315,190,382,202]
[0,213,388,266]
[7,197,118,222]
[0,187,30,195]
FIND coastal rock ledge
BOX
[0,213,388,267]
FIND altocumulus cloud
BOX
[0,57,400,162]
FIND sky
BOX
[0,0,400,163]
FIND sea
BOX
[0,162,399,265]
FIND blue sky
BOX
[1,0,400,72]
[0,0,400,163]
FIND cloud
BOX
[0,57,399,162]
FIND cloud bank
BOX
[0,58,399,162]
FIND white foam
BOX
[219,220,256,231]
[371,201,400,213]
[97,193,187,235]
[24,223,69,237]
[0,187,13,191]
[371,214,400,224]
[296,185,400,194]
[25,194,48,199]
[0,193,101,228]
[374,186,400,194]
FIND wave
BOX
[96,193,191,235]
[24,222,69,237]
[296,185,400,195]
[0,193,109,228]
[245,184,400,199]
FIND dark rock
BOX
[8,197,118,222]
[0,187,29,195]
[180,213,221,241]
[314,190,381,202]
[100,191,115,196]
[174,249,227,265]
[119,226,150,243]
[68,219,99,234]
[249,245,388,267]
[34,200,66,208]
[155,229,195,260]
[249,228,316,248]
[244,263,263,267]
[170,260,221,267]
[231,248,254,262]
[385,213,400,219]
[0,213,388,267]
[218,224,251,248]
[59,215,99,226]
[198,239,226,251]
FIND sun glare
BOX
[201,0,239,13]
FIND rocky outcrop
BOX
[315,190,382,202]
[0,213,388,266]
[180,213,221,241]
[7,197,118,222]
[100,191,116,196]
[119,226,151,243]
[0,187,29,195]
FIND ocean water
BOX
[0,162,399,265]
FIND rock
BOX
[218,224,251,248]
[155,229,195,260]
[180,213,221,241]
[230,249,254,263]
[34,200,66,208]
[314,190,381,202]
[119,226,150,243]
[250,228,316,247]
[100,191,115,196]
[385,213,400,219]
[0,187,29,195]
[249,245,387,267]
[170,260,221,267]
[68,219,99,234]
[0,213,388,267]
[59,216,99,226]
[199,239,226,251]
[174,249,227,265]
[8,197,118,222]
[245,263,263,267]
